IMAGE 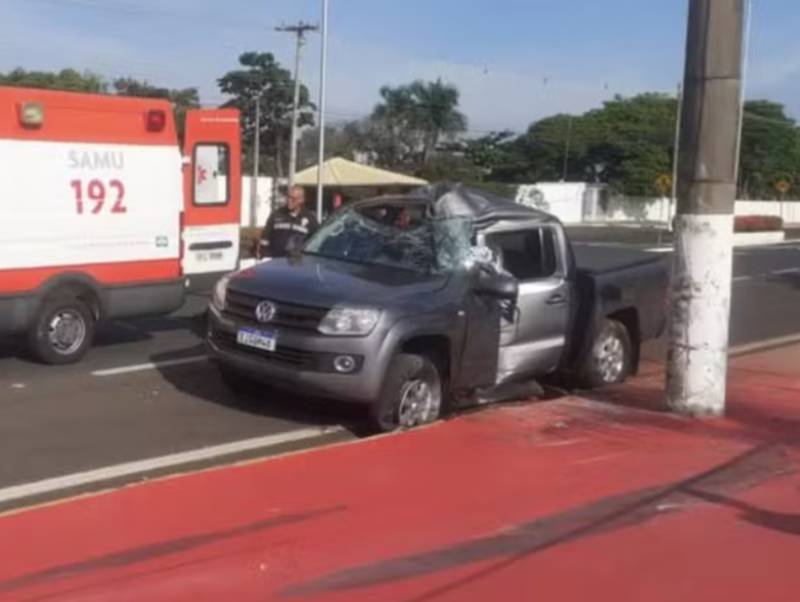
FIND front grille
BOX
[224,289,328,331]
[212,329,317,369]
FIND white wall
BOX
[736,200,800,225]
[513,182,800,225]
[516,183,589,224]
[240,176,275,227]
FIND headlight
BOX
[211,275,231,311]
[319,306,380,336]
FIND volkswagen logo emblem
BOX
[255,301,277,324]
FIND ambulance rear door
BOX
[181,109,241,290]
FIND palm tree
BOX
[371,79,468,168]
[408,79,467,167]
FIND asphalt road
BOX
[1,242,798,509]
[572,241,800,347]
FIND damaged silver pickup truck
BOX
[207,184,668,431]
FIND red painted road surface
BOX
[1,347,799,601]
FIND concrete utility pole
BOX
[666,0,745,416]
[276,21,319,189]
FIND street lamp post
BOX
[316,0,329,223]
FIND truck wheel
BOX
[28,296,96,365]
[580,318,632,388]
[370,354,443,432]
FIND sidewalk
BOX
[0,346,798,601]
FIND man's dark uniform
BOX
[259,206,319,258]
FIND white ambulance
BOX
[0,86,242,364]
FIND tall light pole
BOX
[561,115,573,182]
[251,91,261,227]
[316,0,329,223]
[665,0,745,416]
[669,82,683,227]
[276,21,318,189]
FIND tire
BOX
[370,353,443,433]
[28,296,96,365]
[579,318,633,388]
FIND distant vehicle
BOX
[0,86,241,364]
[207,185,668,431]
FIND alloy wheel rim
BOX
[398,377,441,428]
[596,334,624,383]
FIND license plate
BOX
[236,327,277,352]
[196,251,224,262]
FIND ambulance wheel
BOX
[28,296,96,365]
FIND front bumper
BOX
[206,305,389,404]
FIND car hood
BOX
[229,254,452,309]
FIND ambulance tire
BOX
[28,296,96,365]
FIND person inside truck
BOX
[257,185,319,258]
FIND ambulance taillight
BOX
[145,109,166,132]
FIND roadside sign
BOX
[655,174,672,196]
[775,179,791,196]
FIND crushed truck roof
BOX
[352,183,557,227]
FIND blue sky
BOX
[2,0,799,133]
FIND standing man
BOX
[258,186,319,258]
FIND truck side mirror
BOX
[474,270,518,300]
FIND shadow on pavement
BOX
[149,344,370,436]
[281,444,797,600]
[0,297,208,363]
[0,506,346,597]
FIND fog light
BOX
[333,355,356,373]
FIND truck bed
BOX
[572,243,669,274]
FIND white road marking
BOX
[92,356,207,376]
[0,426,344,506]
[733,267,799,283]
[644,247,673,253]
[731,333,800,356]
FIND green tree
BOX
[370,85,423,168]
[579,94,677,195]
[0,67,105,92]
[297,121,373,168]
[739,100,800,199]
[495,94,678,195]
[113,78,199,140]
[217,52,315,177]
[506,114,587,183]
[462,130,525,181]
[408,79,468,166]
[371,79,467,169]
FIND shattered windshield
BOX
[304,203,474,274]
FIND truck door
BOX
[181,109,241,291]
[483,222,569,383]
